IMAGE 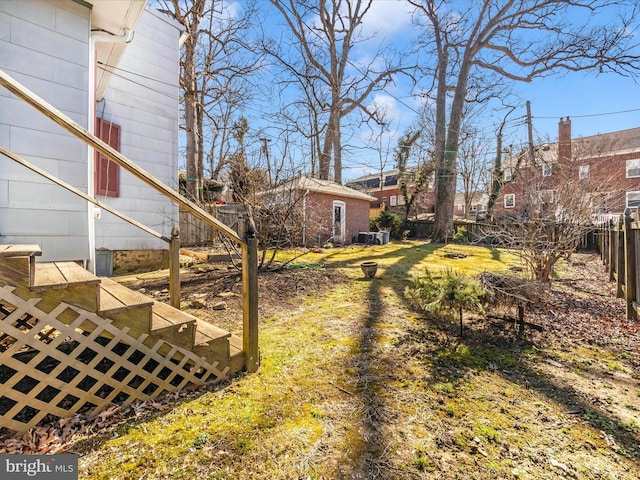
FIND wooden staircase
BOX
[0,244,244,434]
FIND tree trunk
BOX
[333,113,342,184]
[433,47,472,243]
[184,42,198,201]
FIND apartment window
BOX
[95,118,121,197]
[626,159,640,178]
[542,164,552,177]
[389,195,397,207]
[504,194,515,208]
[504,169,512,182]
[579,165,590,180]
[627,191,640,208]
[397,195,405,206]
[381,196,387,205]
[457,204,463,211]
[539,189,555,204]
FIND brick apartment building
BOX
[494,118,640,220]
[346,169,436,218]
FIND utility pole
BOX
[526,100,535,164]
[260,137,271,183]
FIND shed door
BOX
[333,200,346,243]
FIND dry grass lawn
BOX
[65,241,640,479]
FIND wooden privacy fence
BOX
[179,204,247,246]
[598,211,640,320]
[404,220,598,250]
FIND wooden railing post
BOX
[242,218,259,372]
[169,225,181,309]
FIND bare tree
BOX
[159,0,206,200]
[409,0,640,242]
[267,0,405,184]
[457,126,491,219]
[486,105,516,219]
[159,0,262,201]
[485,140,618,282]
[395,129,435,220]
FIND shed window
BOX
[95,118,120,197]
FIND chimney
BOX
[558,117,571,162]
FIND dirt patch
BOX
[121,263,347,333]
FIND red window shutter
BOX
[95,118,120,197]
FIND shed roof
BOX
[265,176,377,202]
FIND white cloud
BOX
[369,93,403,123]
[360,0,415,38]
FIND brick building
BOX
[260,176,375,246]
[494,119,640,220]
[346,169,436,218]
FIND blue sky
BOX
[197,1,640,182]
[516,72,640,141]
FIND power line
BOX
[535,107,640,120]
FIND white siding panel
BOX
[8,72,87,118]
[0,12,9,42]
[3,0,56,30]
[55,2,90,42]
[10,127,86,164]
[96,9,181,251]
[0,180,7,207]
[9,181,85,211]
[0,0,90,263]
[0,96,56,133]
[2,208,76,235]
[1,154,59,183]
[11,16,87,66]
[38,235,89,262]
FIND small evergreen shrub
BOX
[405,268,484,336]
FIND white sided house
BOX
[0,0,181,275]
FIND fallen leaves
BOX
[0,390,203,455]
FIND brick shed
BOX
[261,176,376,246]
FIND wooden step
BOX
[32,262,100,291]
[0,244,42,258]
[99,278,153,314]
[151,301,197,349]
[193,320,233,365]
[0,244,42,288]
[29,261,101,313]
[228,334,245,373]
[98,278,155,339]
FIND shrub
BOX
[405,268,484,336]
[370,210,404,239]
[453,225,468,243]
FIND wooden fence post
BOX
[625,210,638,320]
[242,217,259,373]
[169,225,181,309]
[617,218,625,298]
[609,220,616,281]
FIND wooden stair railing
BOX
[0,245,243,434]
[0,68,258,373]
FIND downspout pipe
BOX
[86,28,133,273]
